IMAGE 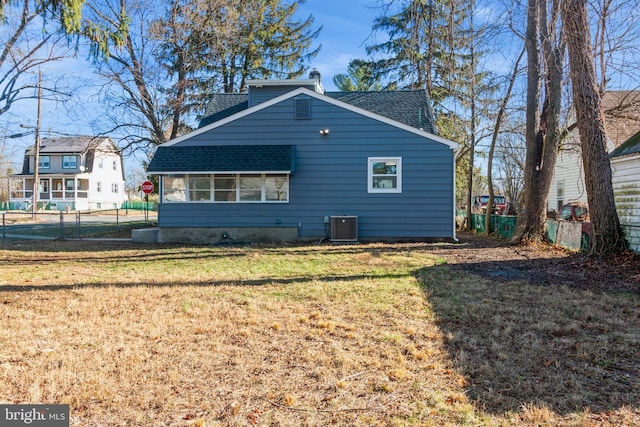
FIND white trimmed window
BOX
[38,156,50,169]
[63,155,77,169]
[368,157,402,193]
[111,183,118,193]
[163,174,289,203]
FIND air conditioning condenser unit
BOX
[330,216,358,242]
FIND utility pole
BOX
[32,70,42,218]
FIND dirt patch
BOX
[432,232,640,295]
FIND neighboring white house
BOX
[9,136,127,211]
[610,130,640,253]
[548,91,640,212]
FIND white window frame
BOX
[368,157,402,193]
[557,180,565,212]
[111,183,118,194]
[96,181,102,193]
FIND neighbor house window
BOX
[368,157,402,193]
[63,155,77,169]
[164,174,289,203]
[98,158,103,169]
[111,183,118,193]
[38,156,50,169]
[66,179,74,191]
[112,160,117,171]
[557,180,565,212]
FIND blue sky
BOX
[296,0,384,90]
[5,0,384,165]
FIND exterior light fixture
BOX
[320,129,330,136]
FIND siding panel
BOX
[612,155,640,253]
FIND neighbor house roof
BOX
[198,90,438,134]
[17,136,123,178]
[147,145,296,174]
[24,136,114,155]
[609,130,640,158]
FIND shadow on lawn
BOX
[417,262,640,416]
[0,271,409,292]
[0,240,460,268]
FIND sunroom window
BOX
[164,174,289,203]
[239,175,262,201]
[164,175,186,202]
[265,176,289,201]
[189,176,212,201]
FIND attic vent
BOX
[330,216,358,242]
[294,97,311,119]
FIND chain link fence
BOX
[1,207,157,242]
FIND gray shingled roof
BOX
[24,136,109,154]
[197,90,438,134]
[325,90,437,134]
[19,136,120,175]
[610,130,640,158]
[147,145,295,173]
[199,94,249,127]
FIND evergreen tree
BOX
[1,0,129,56]
[87,0,320,153]
[367,0,495,213]
[159,0,321,94]
[332,59,385,91]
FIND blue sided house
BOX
[145,73,459,244]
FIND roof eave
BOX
[148,170,292,175]
[162,88,458,150]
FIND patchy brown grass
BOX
[0,239,638,426]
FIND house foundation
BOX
[135,226,301,244]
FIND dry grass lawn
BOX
[0,240,638,426]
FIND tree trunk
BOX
[511,0,541,242]
[486,47,525,235]
[512,0,563,244]
[562,0,627,256]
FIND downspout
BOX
[453,149,459,242]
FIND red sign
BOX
[141,181,154,194]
